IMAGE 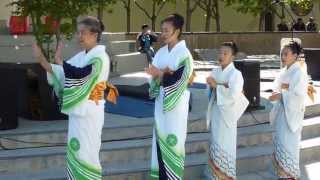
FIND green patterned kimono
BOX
[149,40,193,179]
[47,45,109,180]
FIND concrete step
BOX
[237,116,320,148]
[109,40,136,55]
[102,137,320,179]
[1,113,319,151]
[0,120,319,174]
[0,133,207,174]
[1,137,319,180]
[236,164,319,180]
[0,112,203,149]
[0,154,206,180]
[112,52,148,75]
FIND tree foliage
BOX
[9,0,114,61]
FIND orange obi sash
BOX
[89,82,119,105]
[308,84,317,103]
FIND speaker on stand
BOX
[0,64,27,130]
[234,60,264,111]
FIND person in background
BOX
[136,24,158,63]
[306,17,317,32]
[292,18,306,31]
[277,20,289,31]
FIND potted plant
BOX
[8,15,29,35]
[7,0,111,120]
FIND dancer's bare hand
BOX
[162,67,173,75]
[281,83,289,90]
[145,64,163,78]
[206,77,217,88]
[32,43,45,63]
[32,43,52,73]
[269,92,281,101]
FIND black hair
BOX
[161,13,184,38]
[78,16,105,42]
[221,41,238,55]
[141,24,149,29]
[284,41,303,55]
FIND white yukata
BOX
[270,61,308,179]
[206,62,249,180]
[149,40,193,180]
[47,45,110,180]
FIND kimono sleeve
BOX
[149,51,161,98]
[226,70,244,99]
[216,70,244,102]
[62,57,104,113]
[47,64,64,99]
[282,70,308,132]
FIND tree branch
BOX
[121,0,130,9]
[120,0,127,8]
[190,0,200,13]
[134,1,151,19]
[156,1,167,16]
[197,0,207,11]
[211,1,217,16]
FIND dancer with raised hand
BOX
[33,16,111,180]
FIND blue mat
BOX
[105,96,154,118]
[189,82,207,89]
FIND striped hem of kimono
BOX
[163,57,192,112]
[150,168,159,180]
[155,134,185,179]
[273,139,300,179]
[207,142,236,180]
[66,145,102,180]
[62,57,103,113]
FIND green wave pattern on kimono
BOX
[149,57,192,112]
[67,138,102,180]
[151,130,185,179]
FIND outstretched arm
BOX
[32,43,53,74]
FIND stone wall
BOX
[121,32,320,55]
[0,32,320,63]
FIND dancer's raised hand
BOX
[54,42,64,65]
[32,43,52,73]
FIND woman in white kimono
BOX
[146,14,193,180]
[33,16,111,180]
[269,42,308,179]
[206,42,249,180]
